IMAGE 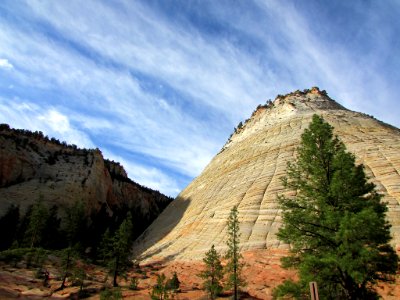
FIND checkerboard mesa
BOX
[133,87,400,262]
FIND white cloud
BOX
[0,98,94,149]
[0,58,13,70]
[0,1,399,196]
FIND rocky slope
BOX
[0,124,172,235]
[133,87,400,261]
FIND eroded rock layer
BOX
[0,125,172,237]
[133,87,400,261]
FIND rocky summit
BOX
[133,87,400,261]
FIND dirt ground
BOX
[0,248,399,299]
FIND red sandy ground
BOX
[0,248,399,299]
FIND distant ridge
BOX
[0,123,173,240]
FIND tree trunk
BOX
[60,248,71,290]
[113,255,119,287]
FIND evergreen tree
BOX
[42,205,62,249]
[64,199,86,248]
[59,199,86,290]
[225,205,245,300]
[25,195,48,248]
[166,272,180,293]
[198,244,224,299]
[57,247,78,291]
[150,273,169,300]
[101,213,133,287]
[275,114,398,299]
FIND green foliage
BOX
[63,199,86,248]
[99,228,113,263]
[225,205,245,300]
[0,247,48,268]
[129,277,139,290]
[150,273,170,300]
[25,195,48,248]
[0,248,27,265]
[58,246,79,290]
[100,213,134,287]
[275,114,398,299]
[72,263,87,293]
[42,205,62,249]
[272,280,306,300]
[100,287,122,300]
[198,244,224,299]
[29,247,47,268]
[166,272,180,293]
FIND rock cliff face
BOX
[133,87,400,261]
[0,125,172,235]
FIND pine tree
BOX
[166,272,180,293]
[59,199,86,290]
[101,213,133,287]
[150,273,169,300]
[112,213,133,287]
[275,114,398,299]
[198,244,224,299]
[42,205,62,249]
[64,199,86,247]
[225,205,245,300]
[25,195,48,248]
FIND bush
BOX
[129,277,139,290]
[100,287,122,300]
[272,280,304,300]
[0,248,27,265]
[150,273,170,300]
[166,272,180,292]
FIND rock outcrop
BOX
[0,124,172,236]
[133,87,400,261]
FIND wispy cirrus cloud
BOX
[0,1,399,196]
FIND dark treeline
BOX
[0,123,86,152]
[0,196,140,291]
[0,197,140,260]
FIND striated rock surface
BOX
[133,87,400,261]
[0,125,172,235]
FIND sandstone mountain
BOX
[0,124,172,238]
[133,87,400,261]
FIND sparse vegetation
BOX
[129,276,139,290]
[150,273,170,300]
[100,287,122,300]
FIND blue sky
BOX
[0,1,399,197]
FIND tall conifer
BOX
[225,205,245,300]
[275,114,398,299]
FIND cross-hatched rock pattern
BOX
[133,87,400,261]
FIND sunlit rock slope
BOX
[0,125,172,238]
[133,87,400,261]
